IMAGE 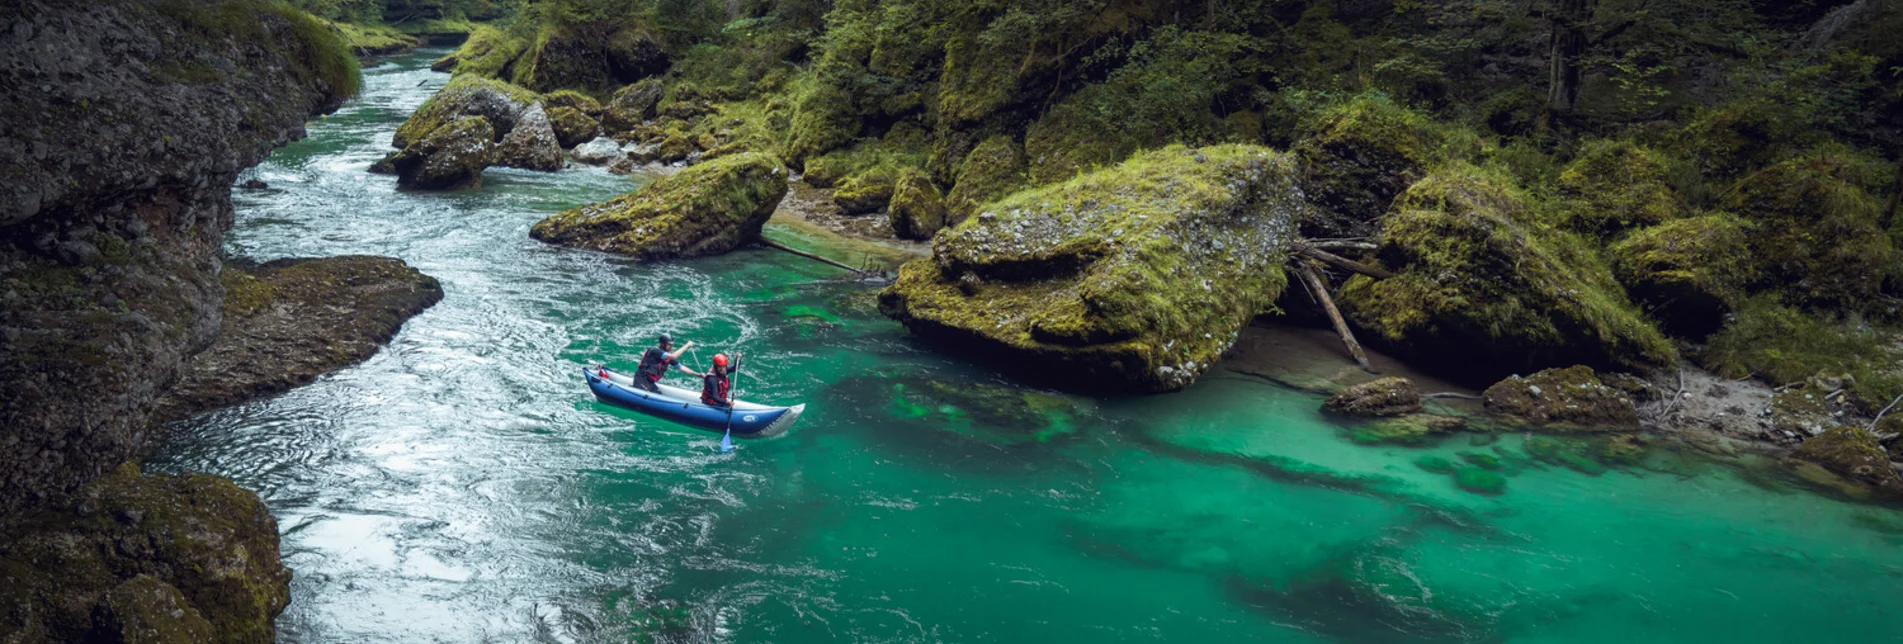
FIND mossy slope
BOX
[879,145,1305,392]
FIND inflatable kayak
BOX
[583,366,804,438]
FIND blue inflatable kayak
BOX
[583,366,804,438]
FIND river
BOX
[150,49,1903,643]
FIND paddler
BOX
[701,353,741,408]
[634,333,701,392]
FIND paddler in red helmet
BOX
[701,352,742,407]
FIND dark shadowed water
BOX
[150,50,1903,643]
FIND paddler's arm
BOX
[666,341,695,360]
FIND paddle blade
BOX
[719,428,734,453]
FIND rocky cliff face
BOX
[0,0,351,519]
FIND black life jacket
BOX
[702,371,731,406]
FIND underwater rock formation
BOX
[1322,377,1423,417]
[531,152,788,259]
[879,145,1305,393]
[1482,366,1641,430]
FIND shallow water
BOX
[151,50,1903,643]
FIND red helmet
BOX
[712,354,729,368]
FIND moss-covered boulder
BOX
[944,135,1028,221]
[431,25,524,77]
[543,89,603,116]
[1557,140,1681,236]
[547,105,601,149]
[530,152,788,260]
[1609,214,1755,337]
[834,174,896,215]
[1482,366,1641,430]
[1337,165,1675,379]
[1722,153,1894,307]
[493,103,565,171]
[601,79,664,134]
[391,75,537,150]
[508,22,669,93]
[1292,96,1442,237]
[1323,377,1423,416]
[1790,425,1903,497]
[889,171,951,240]
[0,465,291,643]
[374,116,494,190]
[878,145,1305,392]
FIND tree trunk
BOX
[1885,155,1903,229]
[1546,0,1591,121]
[1295,263,1376,374]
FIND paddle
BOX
[719,352,741,453]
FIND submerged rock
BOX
[1482,366,1640,430]
[0,464,291,642]
[1789,425,1903,498]
[376,116,495,190]
[494,103,565,171]
[1453,466,1508,495]
[155,256,443,421]
[879,144,1304,392]
[1337,164,1674,380]
[530,152,788,260]
[1323,377,1423,417]
[1347,413,1465,445]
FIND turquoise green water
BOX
[150,50,1903,643]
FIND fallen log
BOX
[759,238,887,280]
[1295,245,1395,280]
[1295,262,1376,374]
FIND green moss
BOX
[1608,214,1754,337]
[944,135,1028,221]
[878,145,1305,392]
[221,267,277,317]
[1347,414,1462,445]
[1336,164,1675,379]
[1414,456,1456,473]
[436,25,525,79]
[545,89,603,115]
[270,5,361,99]
[1458,451,1503,470]
[1722,151,1894,307]
[1525,436,1609,475]
[530,152,788,259]
[1292,94,1445,236]
[320,18,420,56]
[1791,425,1903,495]
[1482,366,1641,430]
[1700,296,1903,414]
[546,105,600,148]
[888,169,951,240]
[1453,466,1508,495]
[1557,140,1682,236]
[392,74,538,149]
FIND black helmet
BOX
[658,333,672,345]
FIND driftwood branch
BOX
[1294,245,1395,279]
[1868,392,1903,431]
[1303,239,1379,251]
[1295,262,1376,374]
[1423,392,1484,400]
[760,238,887,280]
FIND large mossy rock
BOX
[1609,214,1755,337]
[530,152,788,259]
[1323,377,1424,417]
[0,465,291,643]
[601,79,665,134]
[1337,165,1675,380]
[375,116,494,190]
[889,170,952,240]
[1482,365,1641,430]
[493,103,565,171]
[547,105,601,149]
[1292,96,1442,237]
[878,145,1305,393]
[944,135,1029,221]
[1557,140,1682,236]
[430,25,524,77]
[391,75,537,150]
[1789,425,1903,498]
[1722,153,1894,307]
[510,23,669,93]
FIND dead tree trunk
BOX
[1545,0,1592,127]
[1296,263,1376,374]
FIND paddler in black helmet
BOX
[634,333,701,392]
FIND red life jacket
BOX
[701,371,731,406]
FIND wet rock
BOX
[1454,466,1507,495]
[1323,377,1422,416]
[531,153,788,260]
[377,116,495,190]
[155,256,444,421]
[0,464,291,642]
[833,174,895,215]
[547,105,601,149]
[1483,366,1641,431]
[1767,384,1838,439]
[571,137,625,165]
[239,179,269,190]
[879,145,1305,393]
[888,171,952,240]
[494,104,565,171]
